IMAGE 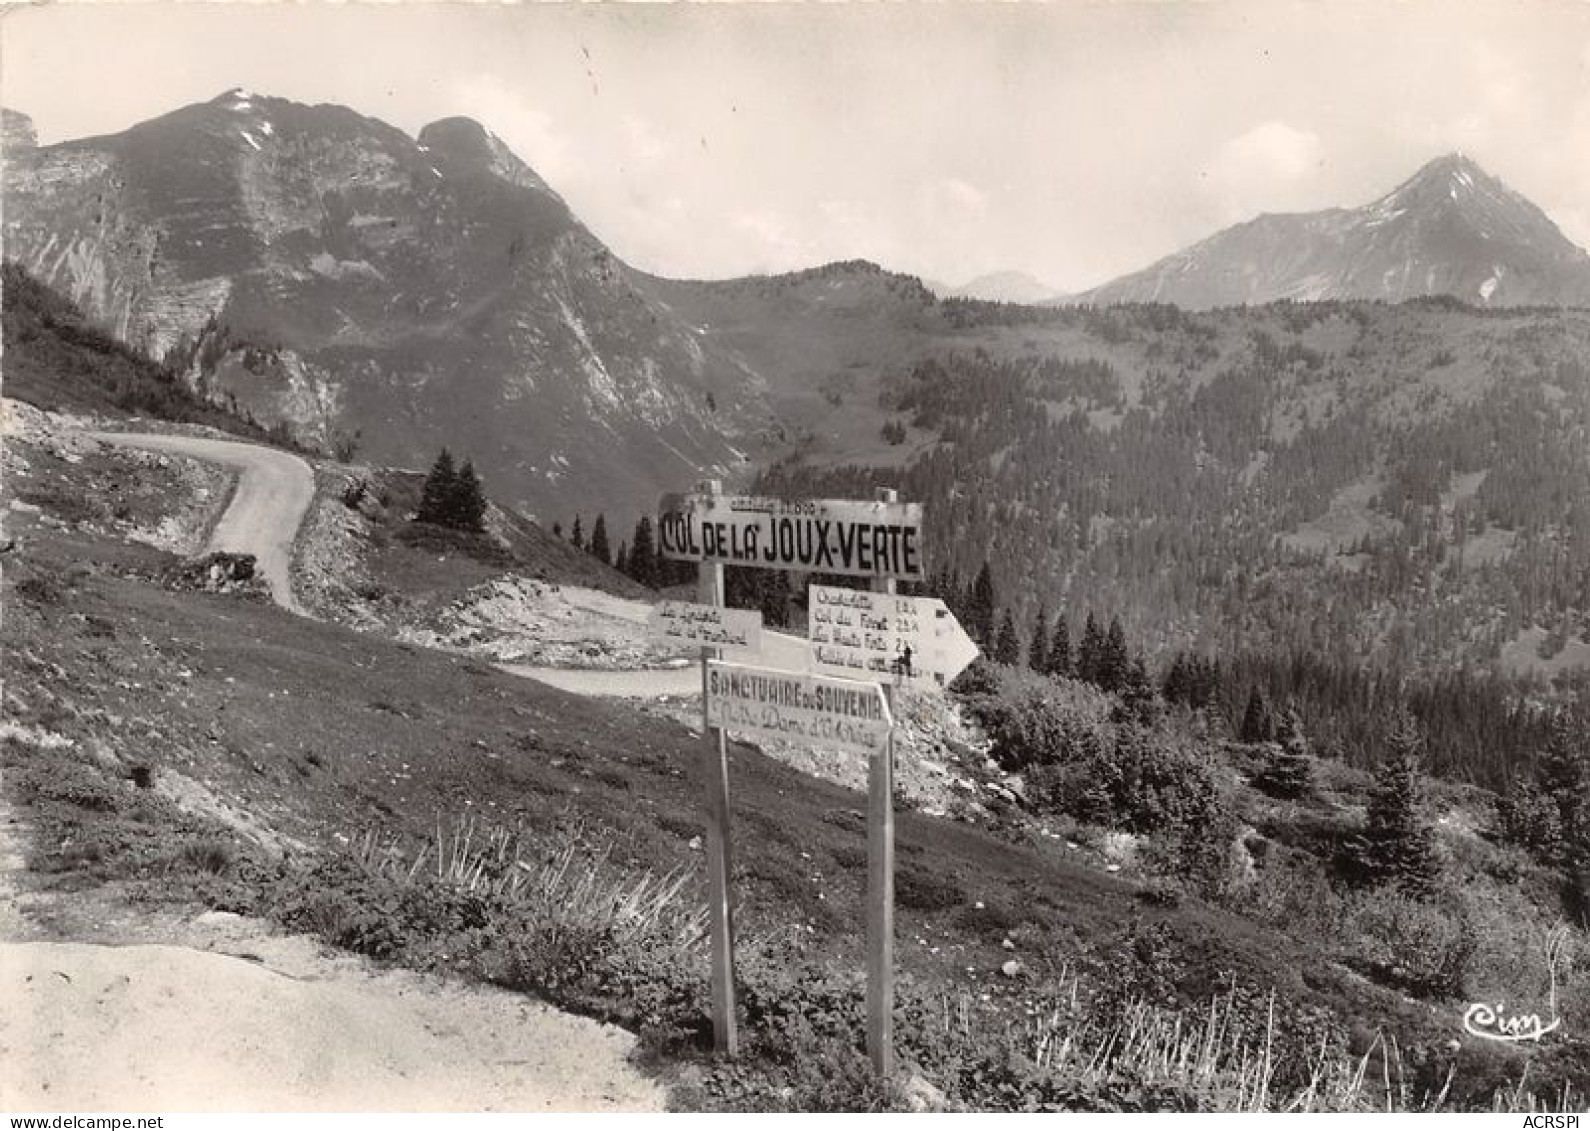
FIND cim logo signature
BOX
[1461,1001,1561,1043]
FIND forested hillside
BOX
[752,298,1590,779]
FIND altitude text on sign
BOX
[704,660,894,756]
[658,494,925,580]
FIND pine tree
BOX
[1255,705,1313,798]
[1076,612,1105,686]
[1046,613,1072,678]
[447,459,487,532]
[552,522,563,540]
[993,608,1020,666]
[416,449,457,525]
[1100,616,1130,693]
[589,514,611,566]
[1163,653,1191,706]
[628,515,657,588]
[969,562,996,648]
[1240,687,1275,743]
[1115,655,1160,727]
[1028,604,1049,674]
[571,515,584,552]
[1535,709,1590,902]
[614,542,629,576]
[1343,712,1442,897]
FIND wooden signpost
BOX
[659,483,970,1079]
[865,487,899,1080]
[690,483,739,1056]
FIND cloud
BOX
[921,177,989,220]
[452,74,580,189]
[1203,121,1325,222]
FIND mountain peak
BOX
[1391,151,1499,197]
[417,116,562,203]
[1075,152,1590,309]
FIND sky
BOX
[4,1,1589,293]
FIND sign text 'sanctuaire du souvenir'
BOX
[704,660,893,756]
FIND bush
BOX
[1496,783,1563,864]
[977,670,1114,772]
[1341,889,1475,1000]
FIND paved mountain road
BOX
[93,432,314,615]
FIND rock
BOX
[1001,938,1015,951]
[1000,960,1022,978]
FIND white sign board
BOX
[808,585,980,690]
[658,494,926,581]
[705,660,893,755]
[649,601,763,657]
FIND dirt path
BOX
[0,932,662,1112]
[506,626,813,697]
[0,788,663,1113]
[91,433,314,615]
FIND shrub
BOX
[1341,888,1476,1000]
[979,671,1114,772]
[1496,783,1563,864]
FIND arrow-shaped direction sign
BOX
[705,660,893,755]
[807,585,980,690]
[649,601,763,658]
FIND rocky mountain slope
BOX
[1073,154,1590,309]
[2,95,766,527]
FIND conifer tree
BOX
[416,449,457,525]
[1076,612,1106,686]
[1255,705,1313,798]
[1116,655,1160,727]
[614,542,628,576]
[1240,687,1275,743]
[571,515,584,552]
[993,608,1020,666]
[969,562,996,648]
[1100,615,1130,693]
[447,459,487,532]
[1028,604,1049,674]
[1343,712,1442,897]
[1535,709,1590,905]
[1046,612,1072,679]
[589,514,611,566]
[628,515,657,588]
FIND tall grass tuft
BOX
[353,814,707,949]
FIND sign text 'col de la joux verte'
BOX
[659,494,925,581]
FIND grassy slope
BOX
[7,509,1532,1106]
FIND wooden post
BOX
[867,487,897,1080]
[696,479,738,1056]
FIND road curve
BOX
[504,627,813,698]
[93,432,315,615]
